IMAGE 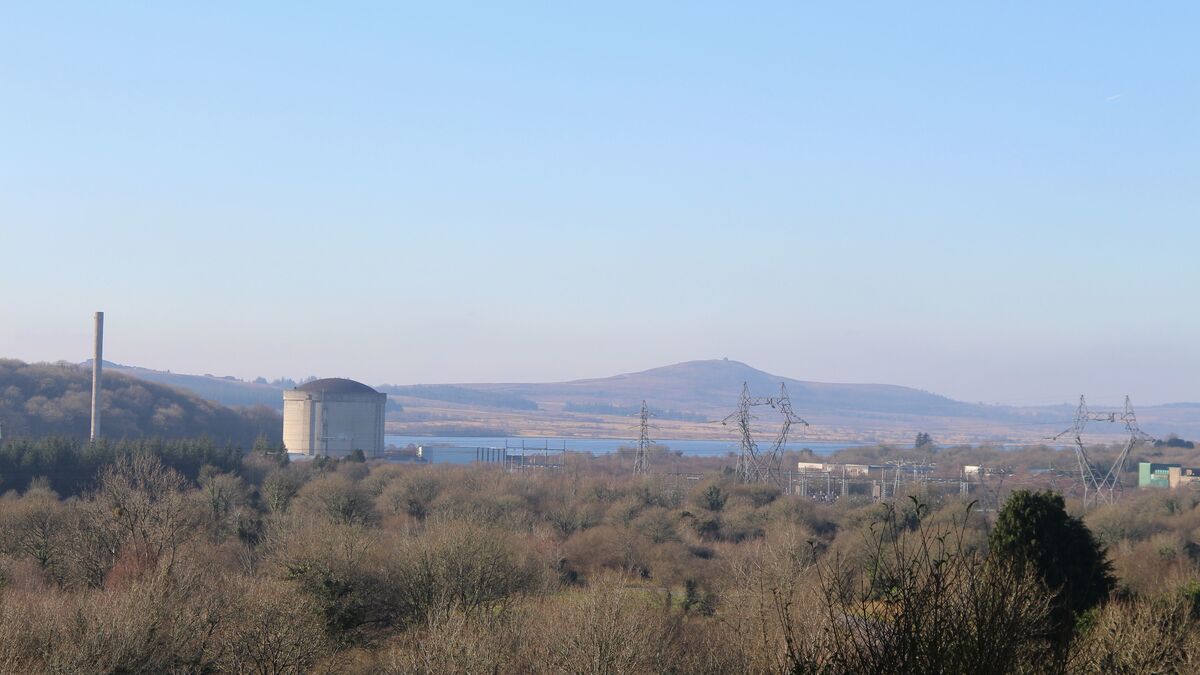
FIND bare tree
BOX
[218,578,331,674]
[0,485,69,583]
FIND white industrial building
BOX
[282,378,386,458]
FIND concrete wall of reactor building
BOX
[282,386,386,457]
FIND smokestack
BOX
[90,311,103,443]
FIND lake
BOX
[384,435,870,464]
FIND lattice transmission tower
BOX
[725,383,760,483]
[633,400,653,476]
[723,382,808,485]
[1050,395,1154,509]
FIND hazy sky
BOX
[2,3,1197,406]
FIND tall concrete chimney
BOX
[90,311,103,443]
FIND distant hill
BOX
[447,359,1196,442]
[96,363,541,413]
[78,357,1200,443]
[377,384,538,411]
[90,361,286,409]
[469,359,1015,418]
[0,359,280,447]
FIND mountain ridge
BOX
[462,359,1000,418]
[74,358,1199,442]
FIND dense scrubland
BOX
[0,437,1198,673]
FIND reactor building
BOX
[282,378,387,458]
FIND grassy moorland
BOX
[0,437,1197,673]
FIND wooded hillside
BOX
[0,359,280,448]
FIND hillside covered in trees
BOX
[0,360,280,448]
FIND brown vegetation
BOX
[0,440,1197,673]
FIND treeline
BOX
[1156,434,1197,450]
[0,359,280,447]
[0,437,246,496]
[0,441,1197,672]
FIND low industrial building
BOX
[283,378,387,458]
[1138,462,1200,489]
[797,461,870,477]
[1167,466,1200,489]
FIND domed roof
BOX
[295,378,379,395]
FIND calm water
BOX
[385,435,869,464]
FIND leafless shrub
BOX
[217,576,332,674]
[384,603,527,674]
[525,573,680,674]
[265,514,393,637]
[5,452,1197,672]
[265,509,543,641]
[563,524,650,581]
[0,484,69,584]
[198,468,249,533]
[810,500,1053,674]
[1069,593,1197,674]
[0,587,50,672]
[261,466,304,513]
[0,550,233,673]
[393,520,547,622]
[49,455,199,589]
[96,454,199,575]
[711,528,824,673]
[378,470,443,519]
[295,474,379,526]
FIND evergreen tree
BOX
[990,490,1115,654]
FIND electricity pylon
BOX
[634,400,653,476]
[1050,395,1153,509]
[723,382,808,485]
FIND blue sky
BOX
[1,2,1197,405]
